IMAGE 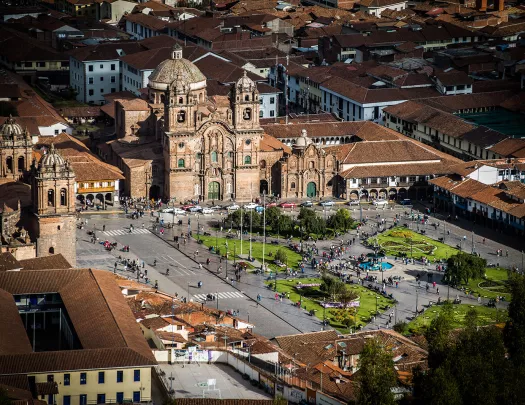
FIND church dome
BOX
[0,115,23,137]
[294,129,312,149]
[40,143,66,167]
[148,44,206,91]
[236,70,256,92]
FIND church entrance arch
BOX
[208,182,220,200]
[260,180,268,195]
[306,182,317,198]
[149,185,160,200]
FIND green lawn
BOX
[195,235,303,272]
[463,267,511,299]
[407,304,507,334]
[370,227,459,260]
[268,277,394,333]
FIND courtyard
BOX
[156,363,272,400]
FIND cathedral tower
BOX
[32,144,76,266]
[231,70,261,130]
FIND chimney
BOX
[497,0,504,12]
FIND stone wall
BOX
[36,215,76,267]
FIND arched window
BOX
[17,156,24,172]
[309,161,315,169]
[6,156,12,172]
[211,151,218,162]
[178,159,185,168]
[48,189,54,207]
[259,160,266,169]
[177,110,185,123]
[244,95,250,101]
[60,188,67,206]
[49,247,54,254]
[244,155,251,165]
[160,94,166,104]
[178,97,183,104]
[243,108,251,120]
[291,182,296,189]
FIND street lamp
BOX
[225,242,228,279]
[233,242,236,265]
[375,296,379,316]
[216,291,219,310]
[215,229,218,253]
[197,214,200,241]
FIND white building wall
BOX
[77,59,120,105]
[259,92,279,119]
[38,122,72,136]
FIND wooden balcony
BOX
[77,186,115,194]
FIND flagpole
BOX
[240,204,243,257]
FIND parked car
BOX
[188,205,202,212]
[279,202,297,208]
[347,200,360,206]
[173,208,186,215]
[400,199,412,206]
[265,202,278,208]
[244,202,259,210]
[181,204,194,210]
[255,206,265,213]
[227,204,240,211]
[300,201,313,207]
[372,199,388,206]
[200,208,214,214]
[320,201,335,207]
[161,208,174,213]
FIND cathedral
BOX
[108,44,334,202]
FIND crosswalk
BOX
[193,291,245,301]
[103,229,150,236]
[144,255,196,276]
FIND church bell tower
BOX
[32,144,77,266]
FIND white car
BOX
[347,200,360,206]
[189,205,202,212]
[320,201,335,207]
[200,208,214,214]
[173,208,187,215]
[227,204,240,211]
[161,208,174,213]
[373,199,388,206]
[244,202,258,210]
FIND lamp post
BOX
[216,291,219,310]
[375,296,379,316]
[215,229,218,253]
[225,241,228,279]
[197,214,200,242]
[322,298,326,330]
[233,242,236,265]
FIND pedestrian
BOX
[437,287,439,295]
[103,225,106,232]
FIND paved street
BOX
[76,201,518,337]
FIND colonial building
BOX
[276,130,337,199]
[108,44,281,202]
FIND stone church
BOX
[0,117,77,265]
[109,44,279,202]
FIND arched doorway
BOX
[306,182,317,198]
[260,180,268,195]
[149,185,160,200]
[208,181,220,200]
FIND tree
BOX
[505,272,525,366]
[265,207,281,230]
[320,275,346,301]
[445,252,486,285]
[277,214,293,234]
[356,337,397,405]
[338,287,358,308]
[425,306,453,369]
[274,248,287,264]
[328,208,354,232]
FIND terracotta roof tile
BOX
[18,254,71,270]
[0,253,22,272]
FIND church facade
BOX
[111,45,275,202]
